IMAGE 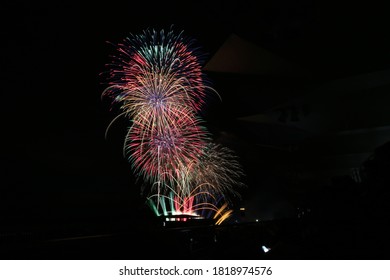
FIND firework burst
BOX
[188,143,246,200]
[127,112,209,186]
[102,28,209,116]
[102,27,246,222]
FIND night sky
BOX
[2,1,390,259]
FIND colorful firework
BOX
[188,143,246,200]
[102,27,246,224]
[145,150,242,224]
[102,27,213,184]
[102,27,210,117]
[127,112,209,186]
[103,69,203,136]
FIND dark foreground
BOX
[1,213,389,260]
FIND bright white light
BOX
[262,245,271,253]
[256,219,259,222]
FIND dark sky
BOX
[1,1,390,225]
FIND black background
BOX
[1,1,390,259]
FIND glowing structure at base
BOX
[147,183,227,217]
[147,192,233,225]
[102,27,245,225]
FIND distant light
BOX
[256,219,259,222]
[240,207,245,211]
[262,245,271,253]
